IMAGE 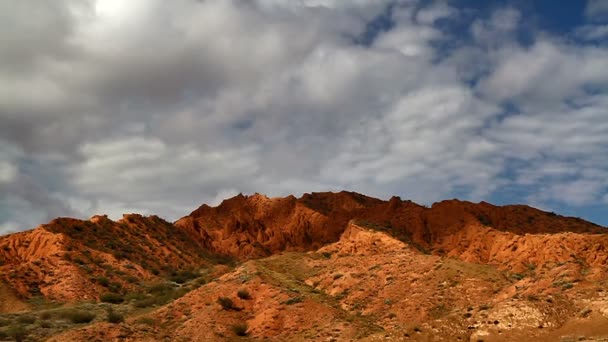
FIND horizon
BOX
[1,0,608,233]
[3,191,605,234]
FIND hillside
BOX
[0,191,607,341]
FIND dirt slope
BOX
[49,222,608,341]
[0,214,219,302]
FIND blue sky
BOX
[1,0,607,233]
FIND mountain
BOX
[0,191,607,341]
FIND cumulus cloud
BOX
[1,0,608,233]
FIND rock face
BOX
[174,192,383,258]
[175,192,606,273]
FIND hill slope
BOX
[0,191,606,341]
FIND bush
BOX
[133,297,159,308]
[232,323,248,336]
[39,312,52,320]
[125,275,139,284]
[62,310,96,324]
[96,276,110,287]
[17,315,36,324]
[237,289,251,300]
[135,317,156,326]
[106,308,124,324]
[217,297,237,310]
[7,325,27,342]
[100,292,124,304]
[169,269,198,284]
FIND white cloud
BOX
[1,1,608,231]
[586,0,608,20]
[575,24,608,40]
[478,40,608,106]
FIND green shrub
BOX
[169,269,198,284]
[135,317,156,326]
[62,310,96,324]
[39,321,52,328]
[133,297,156,308]
[125,292,147,301]
[7,325,27,342]
[237,289,251,300]
[39,312,52,320]
[100,292,124,304]
[125,275,139,284]
[108,282,122,293]
[106,308,124,324]
[148,282,173,295]
[231,323,248,336]
[17,315,36,324]
[96,276,110,287]
[217,297,237,310]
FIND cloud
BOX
[575,24,608,41]
[1,0,608,232]
[478,39,608,106]
[586,0,608,20]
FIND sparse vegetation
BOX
[60,309,96,324]
[17,315,36,325]
[217,297,237,310]
[106,308,124,324]
[511,273,525,281]
[232,323,248,336]
[285,297,303,305]
[169,269,199,284]
[96,276,110,287]
[6,325,27,342]
[135,317,156,326]
[237,289,251,300]
[100,292,124,304]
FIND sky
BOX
[1,0,608,234]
